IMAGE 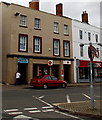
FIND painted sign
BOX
[18,58,29,63]
[63,60,71,65]
[48,60,53,66]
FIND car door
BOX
[51,76,59,87]
[45,76,53,87]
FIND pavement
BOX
[1,82,102,118]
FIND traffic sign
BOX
[48,60,53,66]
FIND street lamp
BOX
[80,42,102,109]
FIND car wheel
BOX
[43,84,48,89]
[62,83,66,88]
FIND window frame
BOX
[64,24,69,35]
[33,36,42,54]
[19,15,27,27]
[63,40,70,57]
[53,39,60,56]
[80,46,83,57]
[18,34,28,52]
[79,30,83,40]
[34,18,41,29]
[54,22,59,34]
[95,34,98,42]
[88,32,91,41]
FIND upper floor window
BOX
[79,30,83,39]
[88,32,91,41]
[53,39,60,56]
[18,34,28,52]
[54,22,59,33]
[80,46,83,57]
[63,41,70,57]
[95,34,98,42]
[34,18,41,29]
[20,15,27,27]
[33,36,42,53]
[64,24,69,35]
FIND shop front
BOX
[78,60,102,83]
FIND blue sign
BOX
[18,58,29,63]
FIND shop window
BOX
[33,36,42,53]
[18,34,28,52]
[79,67,89,79]
[53,39,60,56]
[63,40,70,57]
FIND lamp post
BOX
[80,42,102,109]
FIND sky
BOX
[0,0,101,27]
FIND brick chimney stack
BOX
[82,11,88,24]
[29,0,39,10]
[56,3,63,16]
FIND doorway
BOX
[18,63,27,84]
[64,65,70,83]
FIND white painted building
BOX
[72,11,102,83]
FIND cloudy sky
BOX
[0,0,101,27]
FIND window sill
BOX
[54,32,59,34]
[64,34,69,36]
[19,25,28,28]
[34,27,41,30]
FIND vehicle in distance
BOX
[30,75,67,89]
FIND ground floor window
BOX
[79,67,89,79]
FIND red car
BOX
[30,75,67,89]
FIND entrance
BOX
[18,63,27,84]
[64,65,70,83]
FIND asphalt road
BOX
[2,86,101,120]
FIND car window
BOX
[45,76,52,80]
[51,76,58,80]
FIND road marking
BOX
[29,110,41,113]
[42,109,54,112]
[42,106,53,109]
[33,96,53,107]
[82,93,91,99]
[66,95,71,103]
[55,111,84,120]
[4,109,18,112]
[8,112,23,115]
[39,96,44,99]
[24,107,38,110]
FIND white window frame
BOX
[54,22,59,33]
[64,24,68,35]
[64,41,70,57]
[19,34,28,52]
[20,15,27,26]
[34,37,42,53]
[88,32,91,41]
[34,18,41,29]
[53,39,60,56]
[80,46,83,57]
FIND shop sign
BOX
[18,58,29,63]
[63,60,71,65]
[88,63,102,68]
[48,60,53,66]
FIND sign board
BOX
[61,69,64,77]
[48,60,53,66]
[63,61,71,65]
[18,58,29,63]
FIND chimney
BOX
[82,11,88,24]
[56,3,63,16]
[29,0,39,10]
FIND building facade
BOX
[1,1,74,85]
[72,11,102,83]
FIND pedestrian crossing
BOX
[3,106,55,116]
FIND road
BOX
[2,85,101,120]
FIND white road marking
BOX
[55,111,84,120]
[4,109,18,112]
[29,110,41,113]
[8,112,23,115]
[42,109,54,112]
[24,107,38,110]
[66,95,71,103]
[42,106,53,109]
[82,93,91,99]
[33,96,53,107]
[39,96,44,99]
